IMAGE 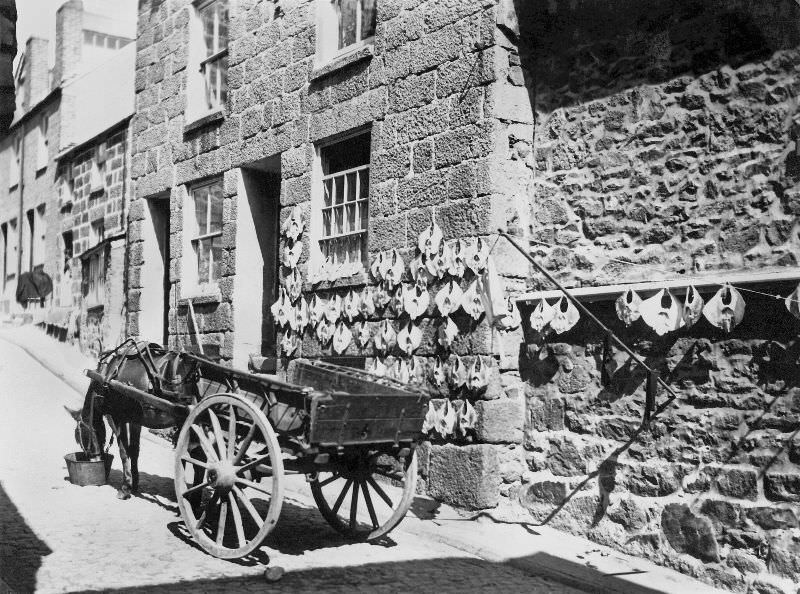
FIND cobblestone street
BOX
[0,336,586,593]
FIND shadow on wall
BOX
[0,481,52,592]
[513,0,800,113]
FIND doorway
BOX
[140,194,170,345]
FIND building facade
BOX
[133,0,800,591]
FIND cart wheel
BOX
[309,449,417,541]
[174,392,284,559]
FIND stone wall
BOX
[492,1,800,591]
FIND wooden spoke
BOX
[232,485,264,530]
[181,455,212,470]
[227,404,237,460]
[349,481,359,529]
[232,422,257,465]
[207,408,227,460]
[216,499,228,546]
[236,453,272,475]
[229,492,246,549]
[181,481,210,499]
[361,480,380,528]
[236,478,272,497]
[366,476,393,508]
[195,492,219,530]
[332,479,353,515]
[190,424,219,463]
[318,473,341,488]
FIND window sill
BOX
[86,303,104,313]
[310,45,374,81]
[35,165,47,177]
[179,287,222,306]
[303,270,369,292]
[8,182,18,191]
[184,109,225,135]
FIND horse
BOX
[74,339,198,499]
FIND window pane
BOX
[324,179,333,207]
[211,237,222,281]
[337,0,357,49]
[209,183,223,233]
[323,209,331,237]
[346,171,357,202]
[335,175,344,204]
[361,0,376,39]
[197,240,210,284]
[346,203,356,233]
[359,201,368,231]
[217,2,229,49]
[201,3,216,56]
[219,56,228,106]
[334,206,343,235]
[194,187,208,233]
[359,168,369,198]
[204,60,219,110]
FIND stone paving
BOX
[0,336,583,593]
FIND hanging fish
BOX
[431,356,447,387]
[418,219,444,257]
[467,356,490,392]
[360,286,376,317]
[368,357,388,377]
[466,236,490,275]
[421,400,439,435]
[447,355,468,389]
[315,319,335,345]
[343,289,361,322]
[682,285,704,327]
[280,205,305,240]
[456,399,478,437]
[550,297,581,334]
[281,239,303,269]
[461,280,485,320]
[324,294,342,323]
[397,319,422,355]
[477,256,506,327]
[383,248,405,287]
[408,356,424,384]
[448,239,467,278]
[437,316,459,349]
[435,279,464,316]
[403,284,430,320]
[410,253,433,287]
[639,289,684,335]
[374,319,397,355]
[370,251,385,282]
[373,281,392,310]
[703,284,745,332]
[286,267,303,303]
[289,297,310,332]
[270,287,291,327]
[529,298,555,332]
[436,399,457,437]
[308,294,326,326]
[393,358,411,383]
[496,296,521,331]
[332,321,353,355]
[615,288,642,327]
[353,320,371,348]
[429,240,450,279]
[280,329,301,356]
[786,283,800,321]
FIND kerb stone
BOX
[427,444,500,509]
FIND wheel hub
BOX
[209,460,237,491]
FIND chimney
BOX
[53,0,83,86]
[23,37,50,108]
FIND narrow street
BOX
[0,336,584,593]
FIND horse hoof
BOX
[117,490,131,500]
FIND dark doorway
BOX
[142,194,170,345]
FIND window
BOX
[62,231,73,273]
[36,114,48,171]
[189,0,228,118]
[26,209,34,271]
[90,220,105,248]
[316,0,376,63]
[33,206,46,269]
[190,179,223,285]
[82,247,105,307]
[316,133,370,271]
[8,133,20,188]
[6,219,17,280]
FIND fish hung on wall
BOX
[393,358,410,383]
[408,356,424,384]
[397,319,422,355]
[403,284,430,320]
[332,321,353,355]
[418,219,444,257]
[435,279,463,317]
[429,241,451,279]
[374,319,397,355]
[308,294,325,326]
[360,286,376,317]
[467,356,490,392]
[343,289,361,322]
[289,297,309,332]
[431,356,447,387]
[286,267,303,303]
[448,239,467,278]
[373,281,392,310]
[640,289,684,335]
[682,285,704,328]
[462,280,485,320]
[422,401,439,434]
[354,320,371,348]
[280,329,301,356]
[437,316,460,349]
[270,287,291,327]
[615,288,642,327]
[280,205,305,241]
[549,297,581,334]
[410,253,433,288]
[324,293,342,323]
[703,284,745,332]
[281,239,302,269]
[436,399,457,438]
[495,296,521,331]
[382,248,405,287]
[785,283,800,321]
[456,399,477,437]
[370,251,385,282]
[389,283,406,317]
[529,298,555,332]
[315,319,335,345]
[447,355,468,389]
[368,357,387,377]
[465,237,490,275]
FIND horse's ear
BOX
[63,406,82,422]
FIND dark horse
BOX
[74,339,198,499]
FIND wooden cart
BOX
[86,352,429,559]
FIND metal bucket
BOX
[64,452,114,486]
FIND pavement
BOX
[0,325,728,594]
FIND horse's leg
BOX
[107,417,133,500]
[129,423,141,493]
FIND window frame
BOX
[187,0,229,123]
[8,133,21,188]
[82,243,105,308]
[185,178,224,294]
[36,114,49,172]
[315,0,377,67]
